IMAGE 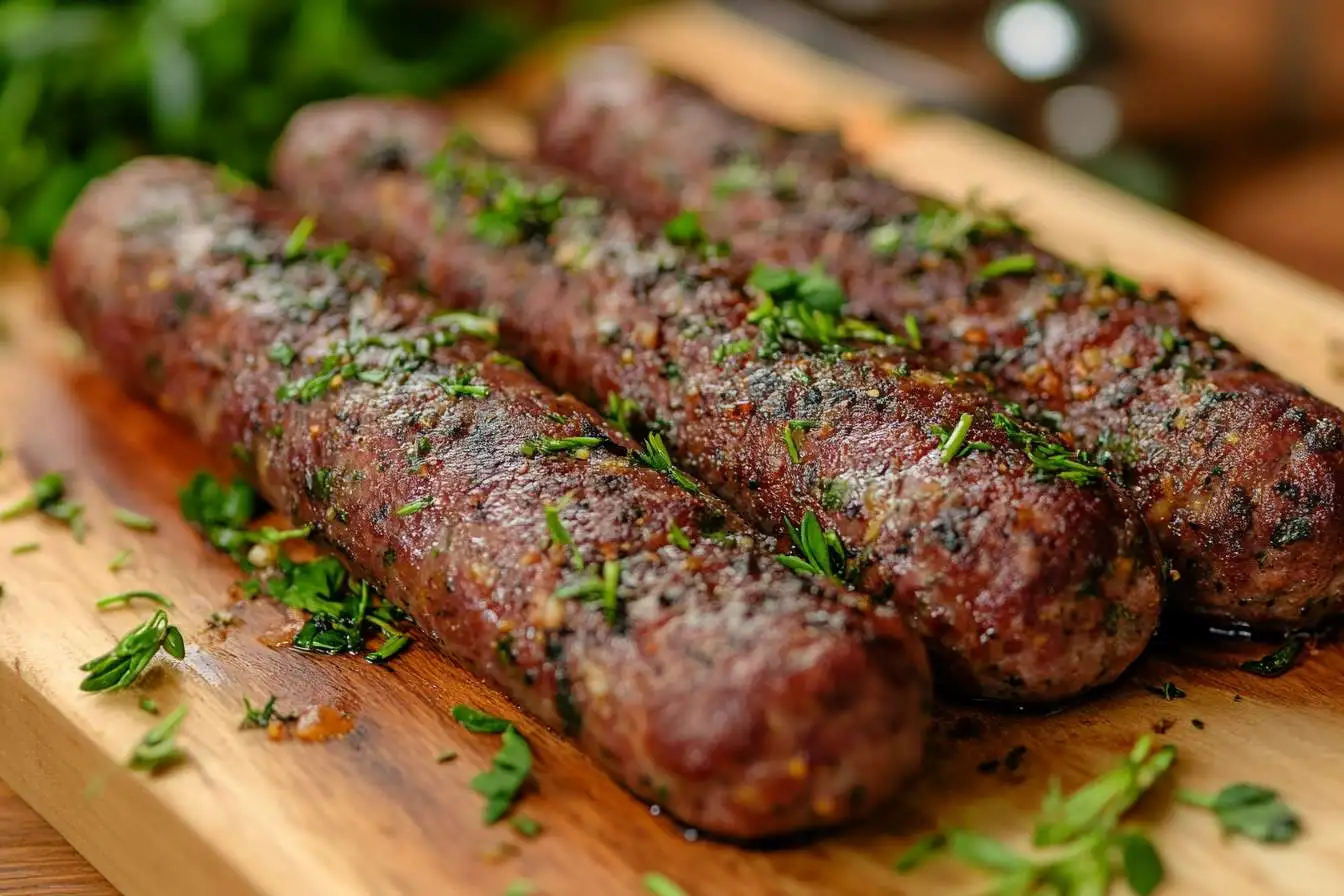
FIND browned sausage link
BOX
[49,157,933,839]
[534,49,1344,629]
[272,100,1162,702]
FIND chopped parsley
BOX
[896,736,1175,896]
[867,222,901,255]
[139,698,159,714]
[746,262,897,355]
[633,433,699,493]
[179,472,309,566]
[80,609,185,693]
[554,559,623,624]
[128,704,188,774]
[267,342,297,367]
[662,210,707,247]
[903,313,922,350]
[781,419,818,464]
[1177,784,1302,844]
[452,705,512,734]
[509,815,542,838]
[712,338,754,364]
[713,155,766,196]
[642,873,689,896]
[112,507,158,532]
[437,367,489,398]
[930,413,991,464]
[239,695,288,729]
[10,542,38,555]
[450,707,533,824]
[1147,681,1186,700]
[992,413,1105,485]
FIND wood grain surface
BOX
[6,3,1344,895]
[0,780,113,895]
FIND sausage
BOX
[49,157,934,839]
[534,49,1344,629]
[271,99,1163,702]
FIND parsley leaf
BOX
[777,510,851,584]
[452,705,512,734]
[642,873,689,896]
[468,724,533,824]
[993,413,1105,485]
[1178,784,1302,844]
[977,252,1037,281]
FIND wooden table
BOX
[0,781,113,895]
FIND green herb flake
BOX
[471,725,533,824]
[977,253,1037,281]
[283,216,317,259]
[139,697,159,715]
[993,413,1105,485]
[903,313,922,350]
[781,419,818,464]
[603,393,640,436]
[712,338,754,364]
[240,695,279,730]
[112,507,158,532]
[713,156,766,196]
[509,814,542,838]
[633,433,699,494]
[662,210,707,248]
[521,435,604,458]
[79,609,185,693]
[894,831,948,872]
[504,879,536,896]
[452,705,512,735]
[868,222,902,256]
[365,631,411,664]
[666,520,692,551]
[128,704,188,774]
[436,749,458,763]
[95,590,174,610]
[929,413,992,464]
[1240,635,1307,677]
[267,342,297,367]
[1147,681,1186,701]
[395,497,432,517]
[1178,784,1302,844]
[642,872,689,896]
[10,542,39,555]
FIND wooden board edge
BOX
[0,663,262,896]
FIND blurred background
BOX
[2,0,1343,290]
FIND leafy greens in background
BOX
[0,0,610,253]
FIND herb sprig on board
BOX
[80,609,185,693]
[128,705,189,774]
[452,705,534,824]
[0,471,87,540]
[1178,785,1302,844]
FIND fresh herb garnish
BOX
[633,434,699,493]
[603,393,640,437]
[1147,681,1186,700]
[0,471,85,539]
[95,590,174,610]
[438,367,489,398]
[662,210,707,247]
[267,342,297,367]
[283,216,317,259]
[139,698,159,714]
[504,880,536,896]
[79,609,185,693]
[777,510,851,584]
[436,749,458,763]
[930,413,992,464]
[554,559,623,624]
[395,497,432,517]
[712,338,754,364]
[993,413,1105,485]
[240,695,280,729]
[452,705,513,735]
[781,419,818,464]
[10,542,39,555]
[113,507,158,532]
[666,520,692,551]
[977,253,1037,281]
[1240,636,1307,677]
[128,704,188,774]
[1178,784,1302,844]
[746,262,896,355]
[463,722,533,824]
[713,156,766,196]
[521,435,604,458]
[897,736,1176,896]
[868,222,901,256]
[642,873,689,896]
[509,814,542,838]
[903,313,922,350]
[365,631,411,664]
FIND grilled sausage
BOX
[49,157,934,839]
[272,99,1162,702]
[534,49,1344,629]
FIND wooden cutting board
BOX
[3,3,1344,894]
